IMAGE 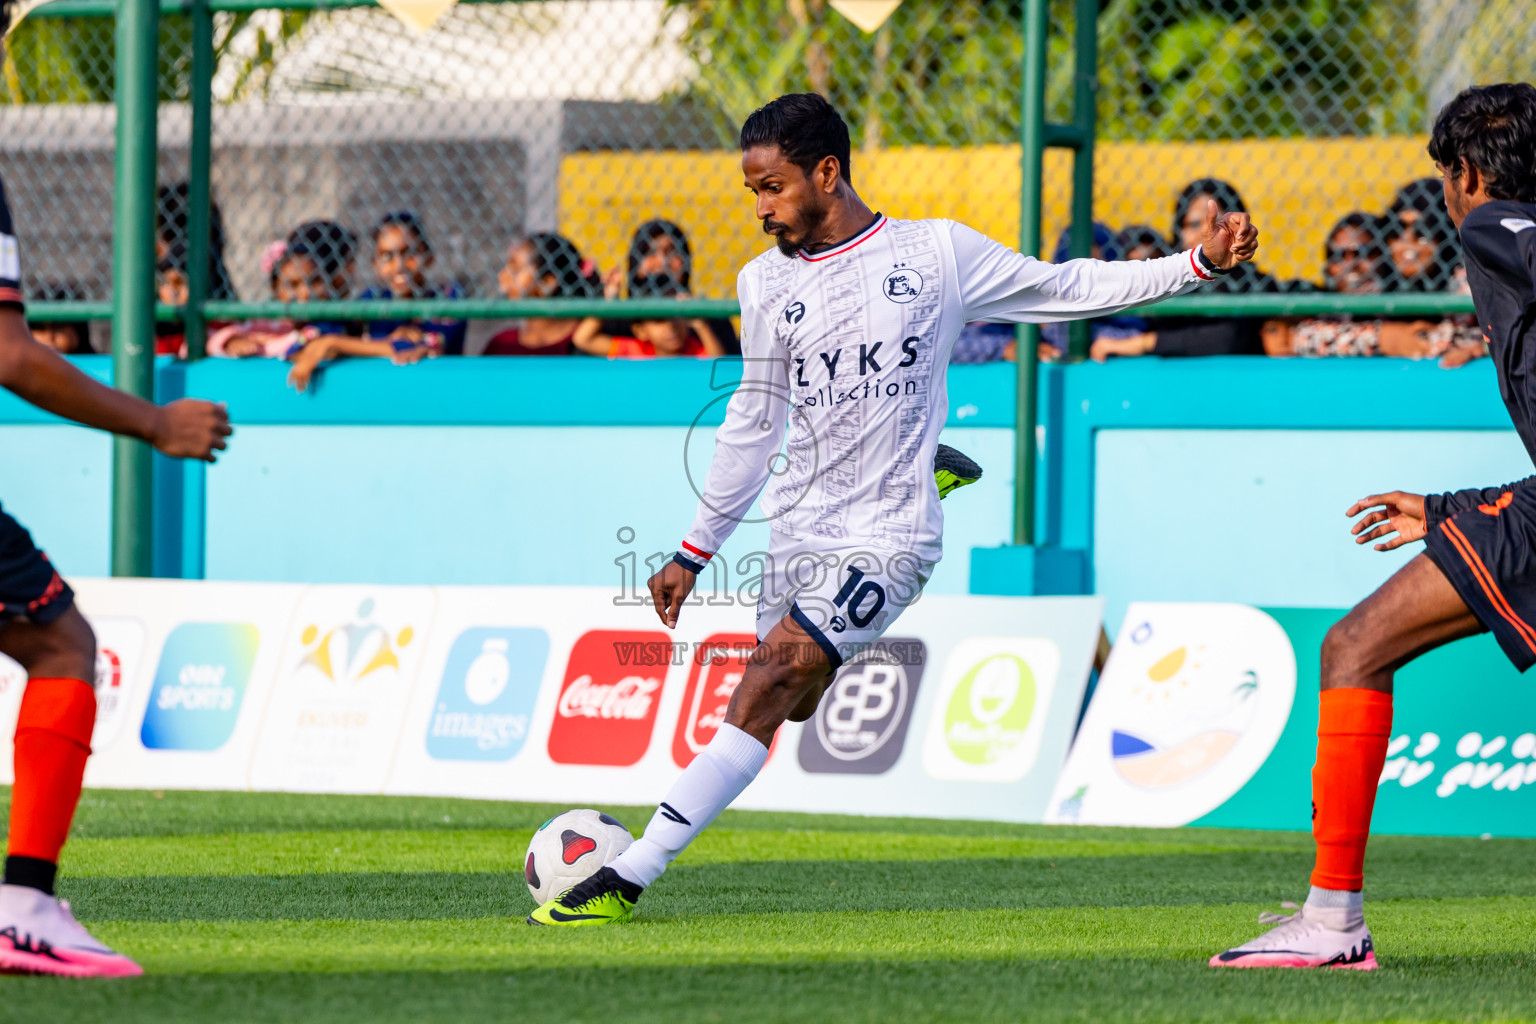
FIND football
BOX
[524,809,635,904]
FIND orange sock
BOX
[1311,687,1393,891]
[7,677,95,865]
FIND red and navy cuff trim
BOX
[674,541,714,574]
[1189,245,1228,282]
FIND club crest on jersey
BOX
[883,267,923,303]
[784,300,807,324]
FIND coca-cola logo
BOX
[558,674,660,720]
[547,630,671,766]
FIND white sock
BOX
[1304,885,1365,930]
[609,723,768,888]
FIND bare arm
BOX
[0,308,230,460]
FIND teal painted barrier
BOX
[0,356,1522,608]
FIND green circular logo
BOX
[944,654,1036,764]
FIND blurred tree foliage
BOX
[0,9,311,104]
[668,0,1434,145]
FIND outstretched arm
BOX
[955,199,1259,323]
[0,308,229,460]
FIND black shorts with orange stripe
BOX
[1424,481,1536,672]
[0,502,74,625]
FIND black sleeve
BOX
[1150,318,1262,356]
[1424,478,1536,529]
[0,176,23,310]
[1460,204,1536,293]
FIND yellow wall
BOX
[560,136,1435,298]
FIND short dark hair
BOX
[1171,178,1247,245]
[627,219,691,295]
[519,233,600,298]
[286,219,357,280]
[739,93,852,186]
[373,209,431,254]
[1428,83,1536,203]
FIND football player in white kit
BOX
[529,93,1258,926]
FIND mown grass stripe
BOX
[58,829,1267,878]
[85,898,1536,975]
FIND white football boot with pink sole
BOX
[1211,901,1378,970]
[0,883,142,978]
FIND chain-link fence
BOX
[3,0,1530,351]
[1079,0,1535,298]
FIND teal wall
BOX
[1,354,1523,610]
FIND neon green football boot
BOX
[527,867,641,926]
[935,443,984,499]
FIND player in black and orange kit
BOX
[0,1,231,977]
[1212,82,1536,970]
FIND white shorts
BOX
[750,541,935,670]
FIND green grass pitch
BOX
[0,787,1533,1023]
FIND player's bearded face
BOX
[743,146,834,257]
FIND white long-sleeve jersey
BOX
[678,214,1210,568]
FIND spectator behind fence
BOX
[576,270,725,359]
[276,220,433,391]
[602,219,741,355]
[357,211,467,355]
[156,181,237,301]
[1088,182,1286,360]
[27,282,90,354]
[1384,178,1461,293]
[206,241,309,360]
[1118,224,1171,263]
[481,233,601,356]
[1264,212,1480,364]
[155,244,190,355]
[1039,223,1146,360]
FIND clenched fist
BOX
[150,398,232,462]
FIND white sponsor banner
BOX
[2,579,1102,824]
[1045,602,1297,828]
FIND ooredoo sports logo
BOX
[547,630,669,766]
[922,637,1061,782]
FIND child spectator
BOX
[267,220,432,391]
[481,233,600,356]
[575,272,724,359]
[357,210,467,355]
[28,282,91,355]
[156,181,237,300]
[154,244,190,355]
[206,240,309,360]
[602,219,740,355]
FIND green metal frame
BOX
[24,0,1476,574]
[109,0,159,577]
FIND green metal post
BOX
[111,0,160,577]
[1014,0,1048,547]
[184,0,213,359]
[1064,0,1099,362]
